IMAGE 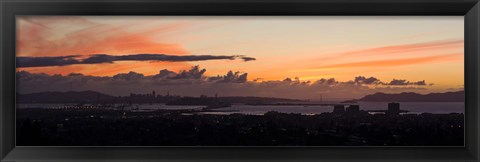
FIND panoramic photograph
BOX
[16,16,464,146]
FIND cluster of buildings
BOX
[333,102,405,116]
[122,91,181,103]
[333,105,360,114]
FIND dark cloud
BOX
[17,54,256,68]
[153,69,176,79]
[68,73,84,77]
[212,71,248,83]
[354,76,382,85]
[240,56,256,62]
[385,79,429,86]
[289,77,311,85]
[411,80,428,86]
[347,76,430,86]
[113,72,145,81]
[314,78,338,85]
[388,79,409,85]
[283,78,293,82]
[170,65,206,80]
[17,55,81,67]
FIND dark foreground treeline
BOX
[17,109,464,146]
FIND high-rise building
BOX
[387,102,400,116]
[346,105,360,114]
[333,105,345,114]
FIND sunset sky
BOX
[16,16,464,99]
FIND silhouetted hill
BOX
[17,91,302,104]
[358,91,464,102]
[17,91,116,103]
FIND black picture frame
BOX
[1,0,479,161]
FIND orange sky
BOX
[16,16,464,93]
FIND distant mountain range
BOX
[17,91,117,103]
[355,91,464,102]
[18,90,464,104]
[17,91,302,104]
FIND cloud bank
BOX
[17,66,435,100]
[349,76,428,86]
[17,54,256,68]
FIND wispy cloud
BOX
[323,53,461,69]
[17,16,190,57]
[339,39,463,57]
[17,54,256,68]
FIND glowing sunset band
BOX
[15,16,464,94]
